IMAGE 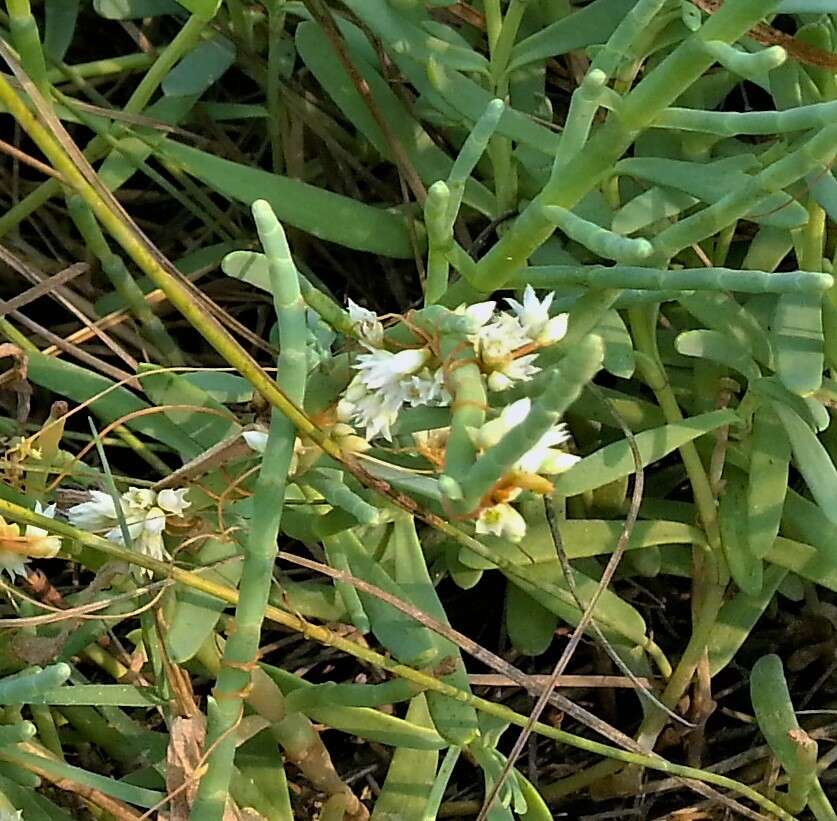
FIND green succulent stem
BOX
[442,0,782,301]
[190,202,307,821]
[66,195,183,365]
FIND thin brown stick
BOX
[0,262,88,317]
[0,137,66,180]
[468,674,659,689]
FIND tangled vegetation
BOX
[0,0,836,818]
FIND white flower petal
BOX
[500,398,532,429]
[354,347,431,390]
[505,286,560,344]
[539,313,569,345]
[0,551,28,579]
[243,430,269,454]
[461,301,496,331]
[347,298,376,325]
[122,487,156,510]
[68,491,120,532]
[470,399,532,450]
[476,503,527,542]
[157,488,190,516]
[487,371,514,392]
[498,353,540,383]
[143,508,167,536]
[347,299,385,347]
[538,450,580,475]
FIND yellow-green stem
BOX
[0,498,796,821]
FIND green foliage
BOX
[1,0,836,818]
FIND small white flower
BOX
[338,347,438,442]
[0,502,61,579]
[506,285,550,333]
[68,490,119,533]
[470,312,541,391]
[243,429,268,454]
[539,313,570,345]
[25,502,61,559]
[339,380,408,442]
[355,347,431,390]
[0,810,23,820]
[134,507,168,562]
[516,423,578,475]
[476,503,527,542]
[536,449,580,474]
[122,487,156,510]
[157,488,191,516]
[347,299,385,347]
[467,399,531,451]
[405,367,451,408]
[486,353,540,392]
[454,300,496,332]
[471,314,528,369]
[505,286,568,346]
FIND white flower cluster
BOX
[468,285,568,392]
[339,288,568,444]
[69,487,190,562]
[340,300,451,441]
[469,398,579,543]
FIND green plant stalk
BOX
[5,0,48,93]
[629,306,723,558]
[483,0,502,54]
[489,0,527,93]
[266,0,286,173]
[628,304,728,755]
[446,99,504,225]
[460,336,603,509]
[66,195,183,366]
[797,199,826,273]
[515,266,833,294]
[542,204,652,263]
[487,134,517,215]
[808,780,837,821]
[589,0,670,79]
[0,499,796,821]
[702,39,786,79]
[226,0,254,51]
[0,13,207,238]
[44,52,156,84]
[654,97,837,135]
[552,68,608,168]
[424,181,452,305]
[28,704,63,760]
[191,203,307,821]
[424,746,461,820]
[751,654,819,811]
[652,123,837,261]
[441,332,487,507]
[445,0,782,299]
